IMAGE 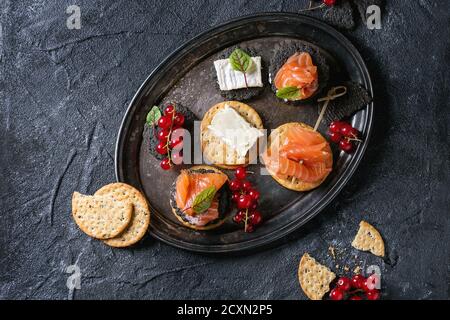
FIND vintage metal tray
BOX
[115,13,373,253]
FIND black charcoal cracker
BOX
[212,47,266,101]
[324,81,372,123]
[269,43,329,105]
[303,0,355,30]
[323,0,355,30]
[169,168,231,227]
[145,102,197,161]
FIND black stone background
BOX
[1,0,449,300]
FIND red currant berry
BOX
[157,115,171,129]
[364,274,380,291]
[229,179,242,192]
[348,127,359,138]
[160,158,171,170]
[164,104,175,115]
[339,139,353,153]
[329,288,344,300]
[349,295,363,300]
[173,113,185,127]
[237,195,252,209]
[250,201,258,211]
[248,189,260,201]
[233,211,245,223]
[231,192,240,202]
[340,123,354,136]
[157,129,170,141]
[241,180,252,191]
[235,167,247,180]
[351,274,366,289]
[329,131,342,143]
[156,141,168,155]
[323,0,336,6]
[336,277,351,292]
[366,289,380,300]
[249,211,262,225]
[329,121,343,134]
[169,136,183,149]
[244,223,254,233]
[171,152,183,165]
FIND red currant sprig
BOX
[327,120,362,154]
[300,0,336,12]
[155,104,185,170]
[329,274,381,300]
[230,167,262,233]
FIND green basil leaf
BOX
[229,48,253,73]
[146,106,161,126]
[276,86,301,100]
[192,186,217,214]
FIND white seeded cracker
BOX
[298,253,336,300]
[352,221,385,257]
[95,183,150,247]
[72,192,132,239]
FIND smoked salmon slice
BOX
[175,170,227,217]
[264,154,331,183]
[279,142,329,164]
[274,52,319,99]
[263,125,332,183]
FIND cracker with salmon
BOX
[270,43,329,104]
[262,122,333,191]
[201,101,263,169]
[169,165,231,230]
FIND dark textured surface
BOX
[0,0,449,300]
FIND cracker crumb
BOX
[328,246,336,260]
[344,266,350,272]
[353,266,361,274]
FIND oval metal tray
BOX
[115,13,373,253]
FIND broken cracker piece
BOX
[298,253,336,300]
[352,221,385,257]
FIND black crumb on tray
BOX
[212,47,266,101]
[323,0,355,30]
[144,102,197,161]
[324,81,372,123]
[303,0,355,30]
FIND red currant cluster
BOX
[229,167,262,233]
[155,104,185,170]
[328,120,361,153]
[329,274,381,300]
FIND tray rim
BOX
[115,12,374,253]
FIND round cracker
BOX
[200,101,263,169]
[94,183,150,247]
[170,165,228,231]
[72,192,133,240]
[264,122,333,191]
